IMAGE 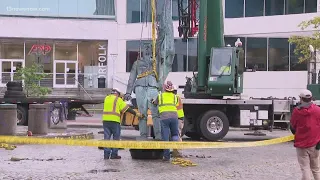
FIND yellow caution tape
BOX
[0,135,294,149]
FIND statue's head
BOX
[142,43,152,60]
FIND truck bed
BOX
[0,97,104,105]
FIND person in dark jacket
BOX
[290,89,320,180]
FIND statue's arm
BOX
[126,61,138,94]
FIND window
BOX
[210,48,233,76]
[245,0,264,17]
[290,43,307,71]
[265,0,285,16]
[25,40,53,73]
[0,41,24,59]
[246,38,267,71]
[54,42,77,60]
[268,38,289,71]
[225,0,244,18]
[141,0,152,22]
[172,0,180,20]
[187,38,197,71]
[172,39,187,72]
[127,0,141,23]
[305,0,317,13]
[78,41,108,73]
[285,0,304,14]
[0,0,115,18]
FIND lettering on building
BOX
[28,44,52,55]
[98,44,107,78]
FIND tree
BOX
[288,16,320,63]
[14,64,52,97]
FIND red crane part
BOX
[190,0,199,37]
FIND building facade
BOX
[0,0,318,98]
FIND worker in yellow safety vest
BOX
[152,81,179,161]
[172,85,184,158]
[219,65,231,75]
[102,88,143,160]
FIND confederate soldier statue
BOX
[124,43,161,140]
[124,0,175,141]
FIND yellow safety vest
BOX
[176,95,184,118]
[158,92,178,114]
[102,94,129,123]
[219,66,231,74]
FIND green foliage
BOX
[14,64,52,97]
[288,16,320,63]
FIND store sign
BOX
[28,44,52,55]
[98,44,107,78]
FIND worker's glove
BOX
[136,112,144,118]
[124,93,132,101]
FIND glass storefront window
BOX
[285,0,304,14]
[0,0,115,19]
[225,0,244,18]
[246,38,267,71]
[265,0,285,16]
[245,0,264,17]
[0,41,24,59]
[55,42,77,60]
[268,38,289,71]
[78,41,108,73]
[25,40,53,73]
[305,0,317,13]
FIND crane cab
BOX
[207,46,244,97]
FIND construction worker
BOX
[152,81,179,161]
[172,85,184,158]
[102,88,143,160]
[219,65,231,75]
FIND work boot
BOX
[172,149,183,158]
[110,155,121,159]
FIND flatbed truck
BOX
[0,97,103,126]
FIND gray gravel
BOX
[0,128,301,180]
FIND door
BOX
[0,59,24,87]
[53,60,78,88]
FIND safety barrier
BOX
[0,135,294,149]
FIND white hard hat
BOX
[111,88,121,94]
[299,89,312,98]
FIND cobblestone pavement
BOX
[0,129,301,180]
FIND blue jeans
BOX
[160,118,179,160]
[103,121,121,158]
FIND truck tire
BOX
[199,110,229,141]
[17,105,28,126]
